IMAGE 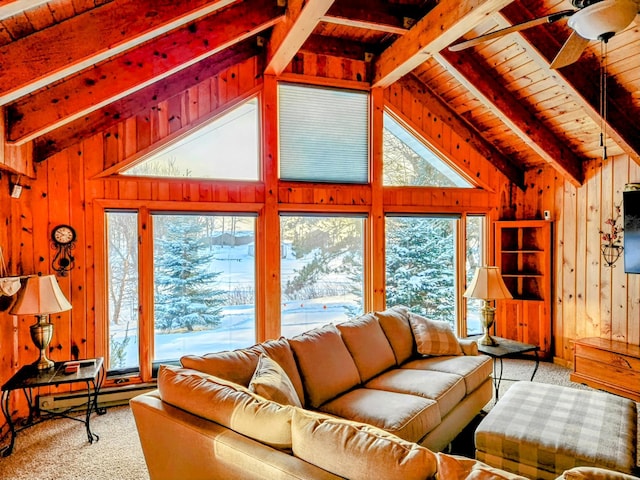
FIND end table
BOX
[471,337,539,400]
[1,357,105,456]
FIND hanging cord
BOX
[599,38,609,160]
[0,246,7,277]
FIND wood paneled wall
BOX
[0,52,514,419]
[524,157,640,365]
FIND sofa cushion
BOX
[365,368,466,418]
[336,313,396,382]
[436,453,529,480]
[289,323,361,408]
[248,354,303,407]
[319,387,441,443]
[409,313,462,356]
[252,336,305,405]
[180,348,260,387]
[558,467,640,480]
[375,306,415,364]
[402,354,492,395]
[291,408,438,480]
[157,365,294,450]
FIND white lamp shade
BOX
[9,275,72,315]
[463,266,512,300]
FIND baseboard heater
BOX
[38,384,156,412]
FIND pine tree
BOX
[154,217,225,332]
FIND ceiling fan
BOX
[449,0,640,69]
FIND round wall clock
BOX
[51,225,76,276]
[52,225,76,246]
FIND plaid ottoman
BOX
[475,381,637,480]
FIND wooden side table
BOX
[472,336,539,400]
[1,357,105,456]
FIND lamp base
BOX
[30,315,54,370]
[478,301,499,347]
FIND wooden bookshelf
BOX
[494,220,552,358]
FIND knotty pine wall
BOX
[523,156,640,365]
[0,52,518,419]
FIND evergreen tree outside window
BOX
[385,216,458,326]
[152,214,256,362]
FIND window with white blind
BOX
[279,83,369,183]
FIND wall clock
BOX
[51,224,76,276]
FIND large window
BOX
[279,84,369,183]
[106,210,256,371]
[385,214,486,334]
[280,215,365,337]
[152,214,256,362]
[106,211,140,372]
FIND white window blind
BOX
[279,83,369,183]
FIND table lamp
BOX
[463,266,512,346]
[9,275,72,370]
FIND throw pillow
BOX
[248,354,303,407]
[291,408,437,480]
[408,312,462,356]
[157,365,294,450]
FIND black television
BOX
[624,190,640,274]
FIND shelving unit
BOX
[494,220,552,358]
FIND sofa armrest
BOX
[458,338,479,356]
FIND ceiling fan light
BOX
[568,0,638,40]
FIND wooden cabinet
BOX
[571,338,640,401]
[494,220,552,358]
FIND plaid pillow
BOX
[408,313,462,356]
[249,354,303,407]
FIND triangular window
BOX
[122,98,259,181]
[383,112,472,187]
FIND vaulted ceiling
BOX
[1,0,639,190]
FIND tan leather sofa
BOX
[131,306,506,479]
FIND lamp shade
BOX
[463,266,512,300]
[9,275,72,315]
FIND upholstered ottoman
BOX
[475,381,637,480]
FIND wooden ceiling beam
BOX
[372,0,514,88]
[299,34,369,61]
[6,0,284,144]
[0,0,241,103]
[322,0,413,35]
[398,74,526,190]
[437,48,584,186]
[264,0,335,76]
[498,1,640,165]
[33,40,262,162]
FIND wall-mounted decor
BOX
[600,204,624,268]
[0,246,20,297]
[51,224,76,276]
[624,190,640,274]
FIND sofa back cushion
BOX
[291,408,438,480]
[375,306,415,364]
[289,323,361,408]
[157,365,294,450]
[252,336,305,405]
[248,354,303,407]
[180,348,259,386]
[336,313,396,382]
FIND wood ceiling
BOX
[1,0,639,190]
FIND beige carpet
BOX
[0,359,637,479]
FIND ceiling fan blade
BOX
[549,31,590,69]
[449,9,575,52]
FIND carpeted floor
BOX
[0,358,637,479]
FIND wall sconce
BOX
[600,204,624,267]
